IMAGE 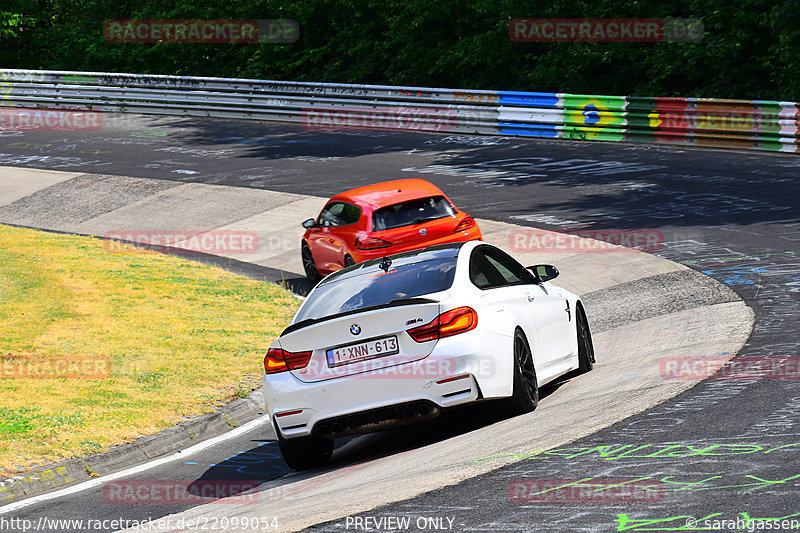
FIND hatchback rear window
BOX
[372,196,455,231]
[294,257,457,322]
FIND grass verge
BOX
[0,224,298,476]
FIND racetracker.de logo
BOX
[0,108,103,131]
[103,480,259,504]
[509,228,664,253]
[294,354,496,381]
[508,478,663,503]
[103,230,259,255]
[0,356,110,379]
[301,107,456,132]
[103,19,299,43]
[661,356,800,381]
[509,18,703,43]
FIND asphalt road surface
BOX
[1,115,798,532]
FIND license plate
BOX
[326,336,399,367]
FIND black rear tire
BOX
[277,431,333,470]
[577,305,595,373]
[301,243,320,284]
[497,329,539,416]
[344,255,356,268]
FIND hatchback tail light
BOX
[264,348,312,374]
[355,236,392,250]
[454,216,476,232]
[407,307,478,342]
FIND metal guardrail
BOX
[1,69,798,153]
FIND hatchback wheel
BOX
[302,243,320,284]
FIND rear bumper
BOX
[350,228,482,264]
[264,330,509,439]
[298,400,442,439]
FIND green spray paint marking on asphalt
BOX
[449,442,800,468]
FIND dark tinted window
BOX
[295,257,457,322]
[469,246,532,289]
[372,196,455,231]
[318,202,361,227]
[470,252,507,289]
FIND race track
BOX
[0,114,797,532]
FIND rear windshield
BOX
[294,257,458,322]
[372,196,456,231]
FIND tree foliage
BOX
[1,0,798,100]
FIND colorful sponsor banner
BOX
[561,95,626,141]
[509,18,703,43]
[1,68,797,154]
[659,103,781,134]
[301,107,456,132]
[493,90,798,152]
[497,91,559,108]
[497,123,559,138]
[497,104,562,138]
[625,97,793,149]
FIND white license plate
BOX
[326,336,399,367]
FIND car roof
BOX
[330,179,446,210]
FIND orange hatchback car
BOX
[301,179,482,282]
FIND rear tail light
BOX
[355,236,392,250]
[264,348,312,374]
[407,307,478,342]
[406,319,440,343]
[275,409,303,418]
[454,216,476,232]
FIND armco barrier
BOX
[0,69,798,153]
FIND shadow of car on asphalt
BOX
[187,376,575,500]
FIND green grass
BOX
[0,224,298,475]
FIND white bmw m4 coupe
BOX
[263,241,595,469]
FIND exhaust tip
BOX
[331,422,345,434]
[417,404,431,417]
[403,406,417,419]
[317,424,332,437]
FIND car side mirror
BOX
[527,264,559,283]
[302,218,316,229]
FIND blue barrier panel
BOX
[498,122,559,137]
[498,91,559,108]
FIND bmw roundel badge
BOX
[350,324,361,335]
[419,228,427,235]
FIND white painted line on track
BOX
[0,416,270,515]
